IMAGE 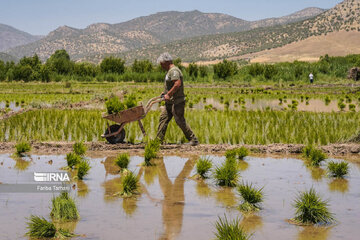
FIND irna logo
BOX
[34,172,70,182]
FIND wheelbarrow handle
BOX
[144,95,164,115]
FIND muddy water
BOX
[0,101,22,111]
[0,154,359,240]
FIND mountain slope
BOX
[5,8,325,61]
[0,24,42,51]
[0,52,17,62]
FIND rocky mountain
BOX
[0,24,42,51]
[0,52,17,62]
[101,0,360,63]
[5,7,325,61]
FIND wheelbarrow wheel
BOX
[104,124,126,144]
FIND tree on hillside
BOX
[46,49,74,75]
[100,56,125,74]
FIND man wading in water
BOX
[156,52,199,146]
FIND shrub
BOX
[327,161,349,178]
[73,142,86,156]
[293,188,334,225]
[214,215,250,240]
[237,182,264,212]
[77,159,91,180]
[196,157,213,179]
[15,141,31,155]
[115,153,130,169]
[50,192,79,221]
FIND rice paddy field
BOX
[0,81,360,240]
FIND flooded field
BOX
[0,153,359,240]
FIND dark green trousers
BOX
[156,101,196,142]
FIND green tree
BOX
[46,49,74,75]
[199,65,208,78]
[74,62,98,77]
[213,60,238,79]
[100,56,125,74]
[131,59,153,73]
[187,62,198,79]
[0,60,5,81]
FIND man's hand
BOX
[164,94,170,101]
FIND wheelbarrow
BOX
[101,95,164,144]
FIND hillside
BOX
[0,24,42,51]
[0,52,17,62]
[5,8,324,61]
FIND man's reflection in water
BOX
[157,158,196,240]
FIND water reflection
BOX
[214,187,237,207]
[308,167,326,182]
[238,161,249,171]
[76,180,89,198]
[103,156,120,176]
[328,178,349,193]
[122,197,138,216]
[297,226,332,240]
[102,177,122,202]
[195,180,212,198]
[144,165,159,186]
[239,214,263,232]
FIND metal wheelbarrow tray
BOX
[101,96,163,144]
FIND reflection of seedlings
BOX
[14,158,31,171]
[214,158,239,187]
[26,215,74,238]
[297,225,332,240]
[15,141,31,156]
[292,188,334,225]
[215,188,237,207]
[77,159,91,180]
[196,181,212,198]
[308,167,326,181]
[328,178,349,193]
[73,142,86,156]
[196,157,212,179]
[240,215,263,232]
[51,192,79,221]
[143,166,158,185]
[76,180,89,197]
[237,182,264,212]
[122,197,138,216]
[238,161,249,171]
[327,161,349,178]
[115,153,130,170]
[214,215,250,240]
[120,171,139,197]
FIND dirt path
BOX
[1,141,360,157]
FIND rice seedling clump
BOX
[303,145,327,166]
[73,142,86,156]
[237,182,264,212]
[293,188,335,225]
[225,149,237,159]
[196,157,212,179]
[15,141,31,156]
[327,161,349,178]
[77,159,91,180]
[26,215,74,238]
[105,96,125,114]
[121,171,139,197]
[214,158,239,187]
[236,146,249,160]
[66,152,81,169]
[115,153,130,169]
[50,192,79,221]
[144,139,160,166]
[214,215,250,240]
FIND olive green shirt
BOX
[164,66,185,104]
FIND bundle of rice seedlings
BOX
[120,171,139,197]
[236,147,249,160]
[327,161,349,178]
[73,142,86,156]
[292,188,335,225]
[214,215,250,240]
[144,139,160,166]
[196,157,212,179]
[225,149,237,159]
[303,145,327,166]
[237,182,264,212]
[302,145,314,158]
[15,141,31,156]
[26,215,74,238]
[50,192,79,221]
[115,153,130,169]
[66,152,81,169]
[77,159,91,180]
[214,158,239,187]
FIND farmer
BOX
[309,72,314,84]
[156,52,199,146]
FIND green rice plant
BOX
[105,96,125,114]
[15,141,31,156]
[225,149,237,159]
[50,192,79,221]
[349,104,356,112]
[214,215,250,240]
[115,153,130,169]
[302,145,314,158]
[324,96,331,105]
[327,161,349,178]
[214,158,239,187]
[237,182,264,212]
[293,188,335,225]
[26,215,74,238]
[77,159,91,180]
[144,139,160,166]
[124,94,137,109]
[121,171,139,197]
[196,157,212,179]
[73,142,86,156]
[236,147,249,160]
[308,149,327,167]
[66,152,81,169]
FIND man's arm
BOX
[164,79,181,100]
